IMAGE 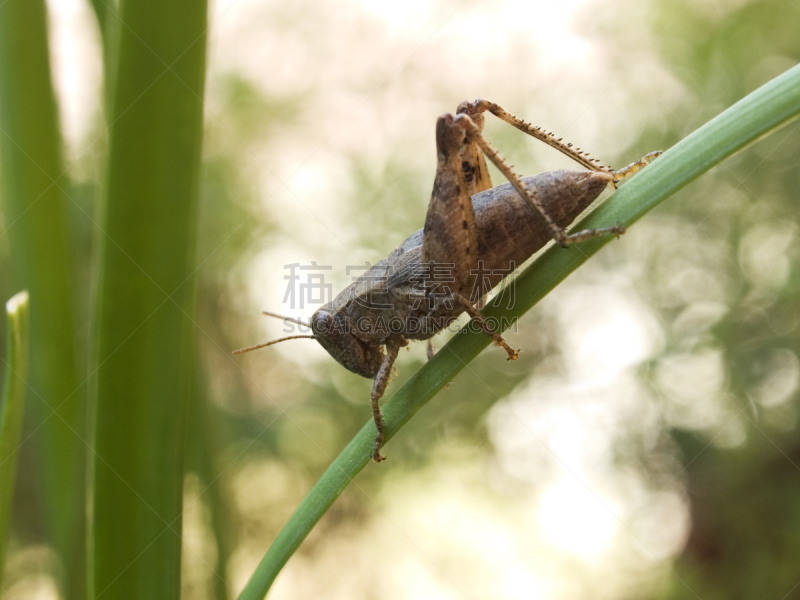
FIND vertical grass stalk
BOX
[0,291,30,590]
[0,2,86,597]
[91,0,208,597]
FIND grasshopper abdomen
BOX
[469,169,612,296]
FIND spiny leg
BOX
[452,292,519,361]
[453,114,623,247]
[371,341,402,462]
[460,98,614,175]
[462,99,663,190]
[452,113,563,242]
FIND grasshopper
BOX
[234,99,660,462]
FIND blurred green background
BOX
[1,0,800,598]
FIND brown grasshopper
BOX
[234,99,660,462]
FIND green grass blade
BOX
[0,2,86,597]
[90,0,208,597]
[237,63,800,600]
[0,291,30,590]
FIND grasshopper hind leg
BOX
[458,98,614,175]
[453,114,625,248]
[455,99,661,245]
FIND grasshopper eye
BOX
[312,310,334,335]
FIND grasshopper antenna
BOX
[232,335,316,355]
[232,311,314,354]
[261,310,311,328]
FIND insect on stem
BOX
[235,98,662,463]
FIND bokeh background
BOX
[2,0,800,598]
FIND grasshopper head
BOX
[311,309,385,379]
[232,309,384,379]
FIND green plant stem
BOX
[238,64,800,600]
[0,291,29,590]
[90,0,208,597]
[0,2,85,597]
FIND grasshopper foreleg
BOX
[371,340,404,462]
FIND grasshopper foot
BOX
[371,403,387,462]
[613,150,662,184]
[497,340,520,360]
[557,223,627,245]
[372,439,386,462]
